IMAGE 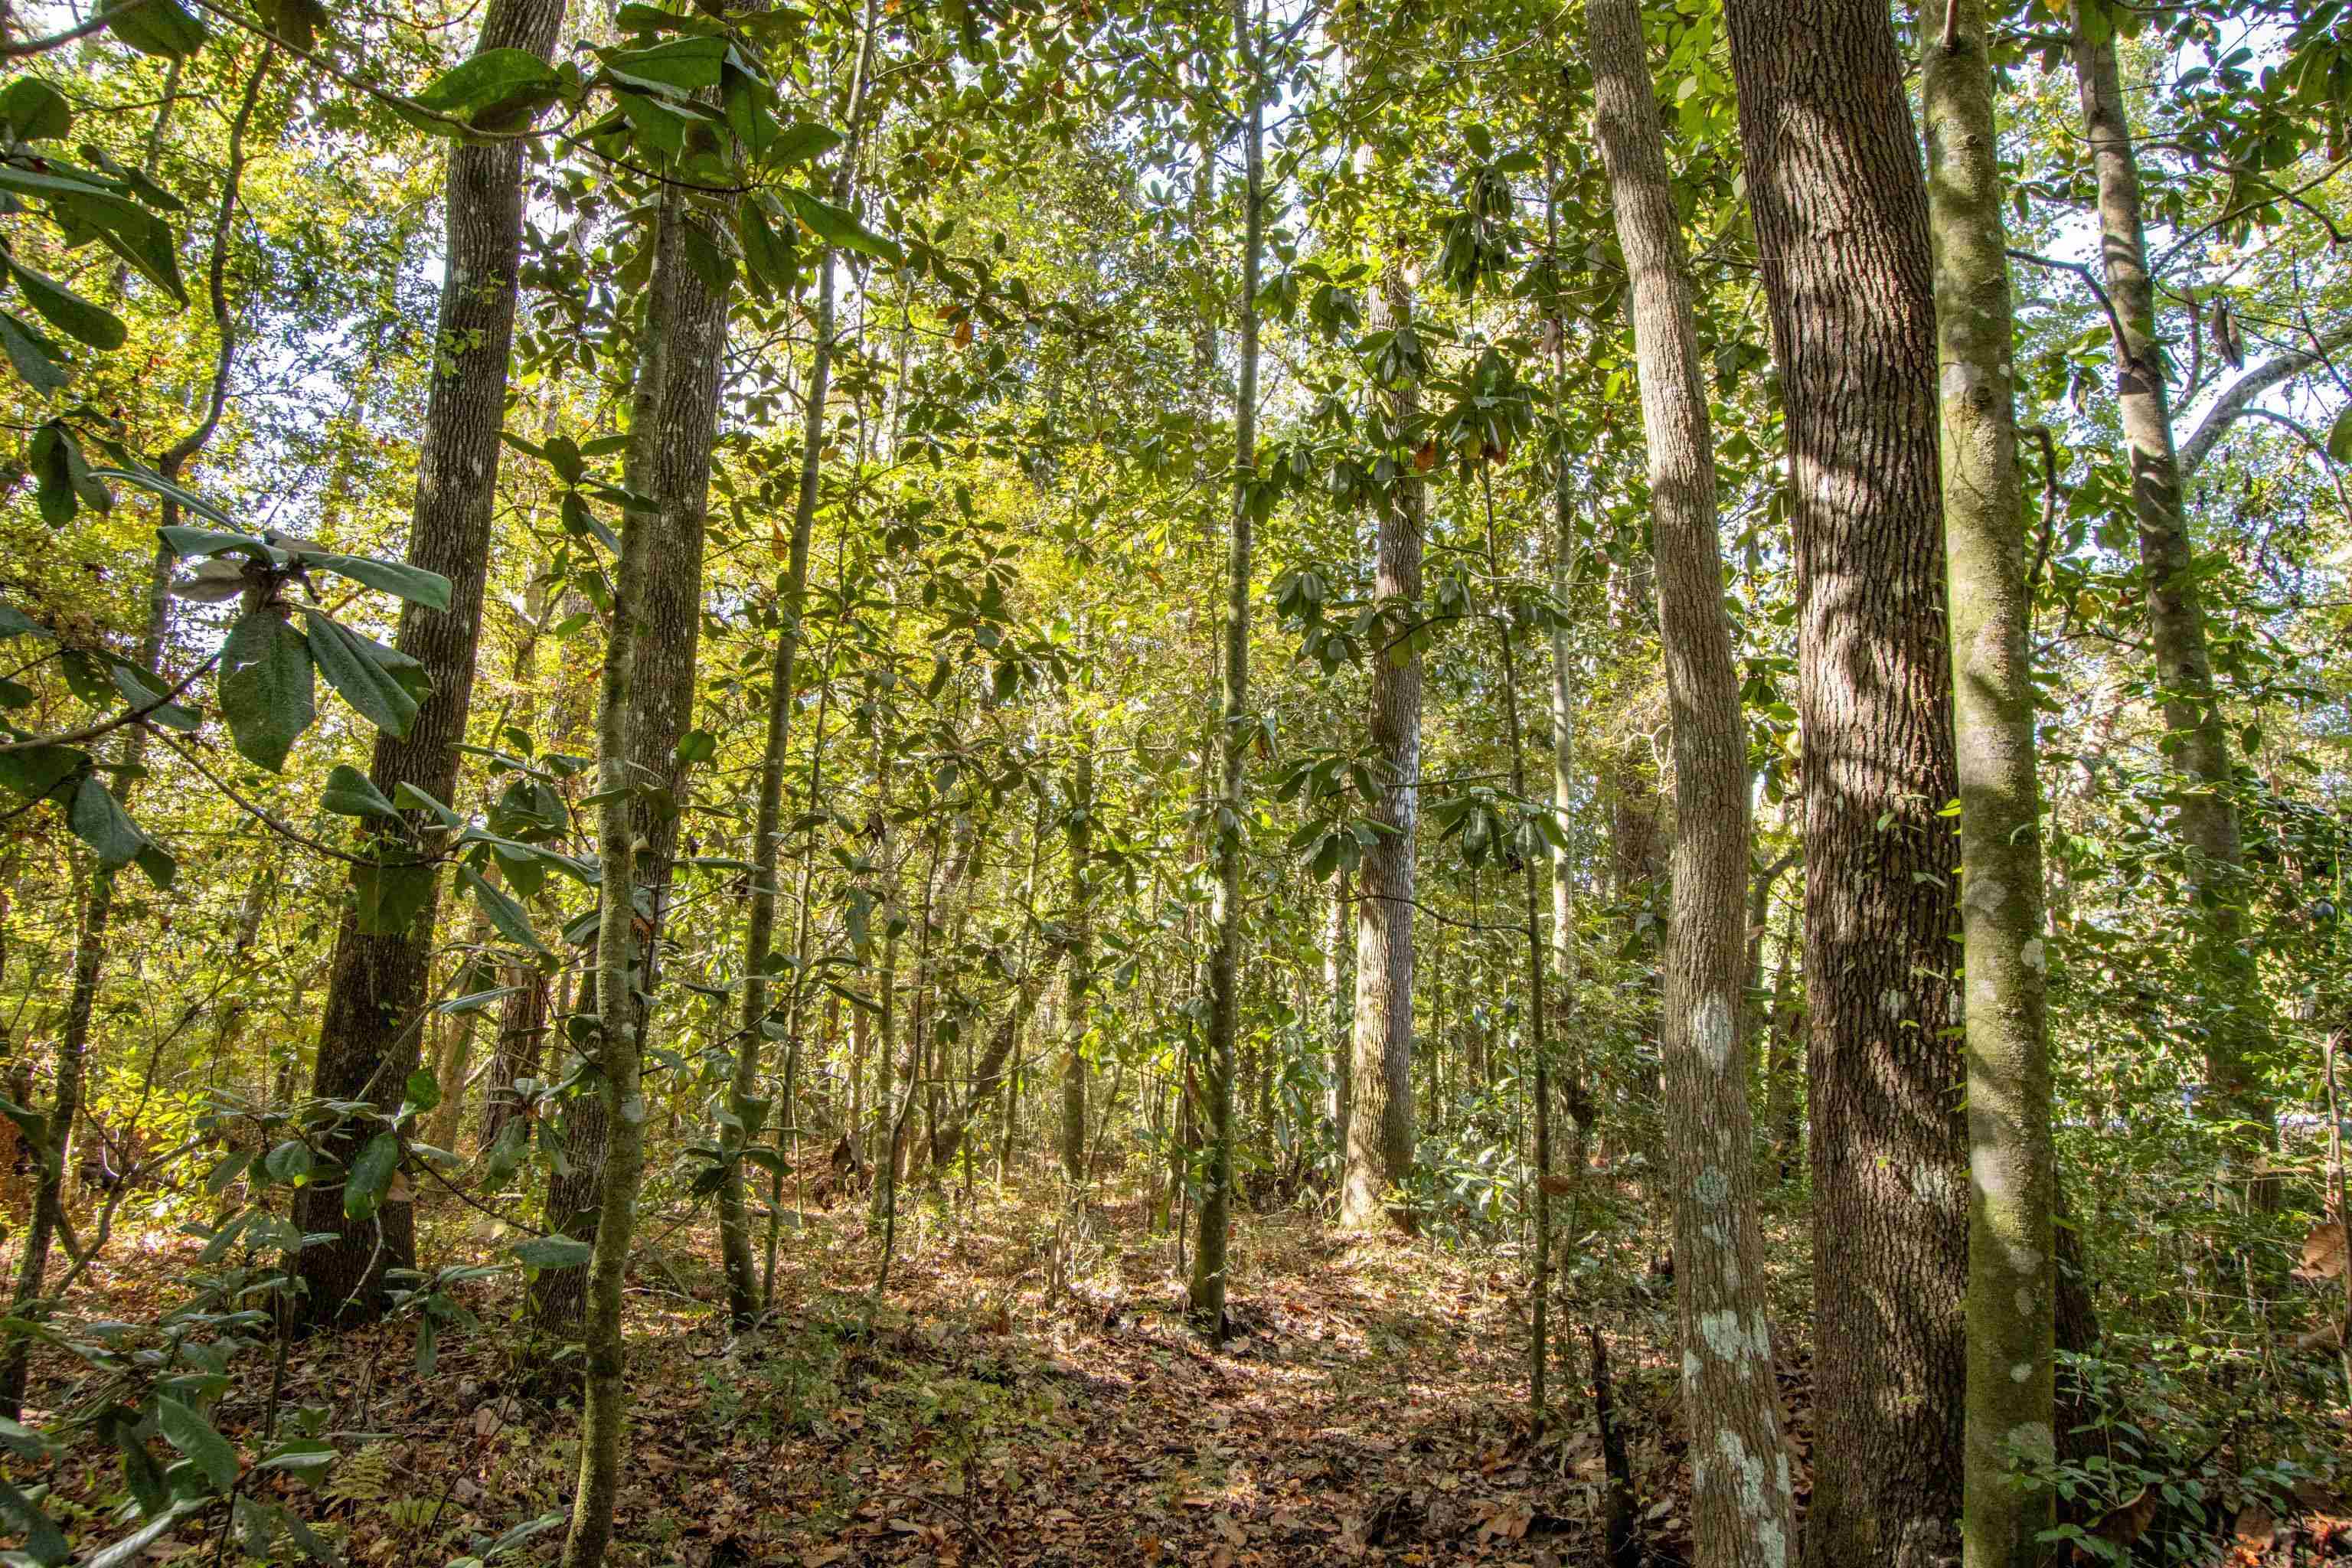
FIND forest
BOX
[0,0,2347,1561]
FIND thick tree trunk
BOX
[1721,0,1969,1558]
[2071,30,2273,1194]
[1341,260,1424,1235]
[296,0,567,1328]
[1188,0,1261,1338]
[1589,4,1795,1558]
[1926,13,2057,1562]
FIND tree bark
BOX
[1059,724,1093,1183]
[722,1,877,1323]
[1722,0,1968,1558]
[1589,3,1796,1558]
[2072,28,2273,1194]
[295,0,567,1328]
[1188,0,1260,1338]
[1325,871,1352,1153]
[1341,259,1424,1235]
[1926,11,2058,1562]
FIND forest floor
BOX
[10,1165,2351,1566]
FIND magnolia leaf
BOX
[218,607,315,772]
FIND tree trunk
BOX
[481,965,546,1151]
[1723,0,1969,1557]
[1589,4,1796,1558]
[1325,872,1351,1153]
[296,0,567,1329]
[1341,259,1425,1235]
[1189,0,1261,1337]
[1926,12,2057,1561]
[722,3,877,1323]
[2071,28,2273,1196]
[1059,724,1093,1183]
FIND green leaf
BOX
[2327,405,2352,465]
[218,608,315,771]
[319,764,400,819]
[342,1132,400,1221]
[0,743,86,802]
[0,1472,67,1566]
[6,257,126,349]
[68,773,145,869]
[353,861,436,937]
[597,35,727,92]
[462,864,546,953]
[403,1067,442,1116]
[779,188,901,264]
[0,309,70,393]
[408,47,562,135]
[262,1138,312,1185]
[392,781,463,830]
[764,119,843,168]
[0,78,70,142]
[298,609,426,737]
[296,551,452,612]
[99,0,208,57]
[107,662,199,730]
[259,0,330,52]
[0,601,44,639]
[133,842,175,890]
[737,198,797,299]
[90,207,187,305]
[154,1396,237,1494]
[510,1234,593,1269]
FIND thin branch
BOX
[2008,247,2139,375]
[0,0,152,57]
[161,733,434,868]
[0,650,220,754]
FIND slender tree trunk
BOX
[1341,261,1424,1236]
[1723,0,1969,1557]
[481,966,546,1150]
[1589,5,1795,1557]
[1188,0,1261,1338]
[1059,724,1093,1182]
[1926,13,2057,1562]
[2071,28,2273,1196]
[296,0,567,1328]
[1325,872,1352,1154]
[722,4,878,1324]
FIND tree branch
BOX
[2179,325,2352,478]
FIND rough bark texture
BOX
[1589,2,1795,1558]
[1721,0,1969,1559]
[295,0,567,1328]
[1341,262,1424,1234]
[2072,30,2272,1181]
[537,175,728,1341]
[1188,0,1259,1337]
[1926,10,2058,1561]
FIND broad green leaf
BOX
[68,773,145,869]
[0,743,85,802]
[403,1067,442,1116]
[299,609,425,737]
[6,257,126,349]
[353,860,436,936]
[260,0,330,52]
[0,601,45,639]
[218,607,315,772]
[409,47,562,135]
[342,1132,400,1220]
[2328,405,2352,465]
[0,308,70,392]
[510,1234,593,1269]
[763,119,843,168]
[780,188,901,264]
[0,78,70,142]
[463,864,546,953]
[107,662,199,731]
[296,551,452,612]
[319,763,399,819]
[392,781,463,830]
[154,1396,237,1494]
[0,1472,67,1565]
[99,0,208,57]
[596,35,726,92]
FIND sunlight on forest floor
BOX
[20,1171,1714,1566]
